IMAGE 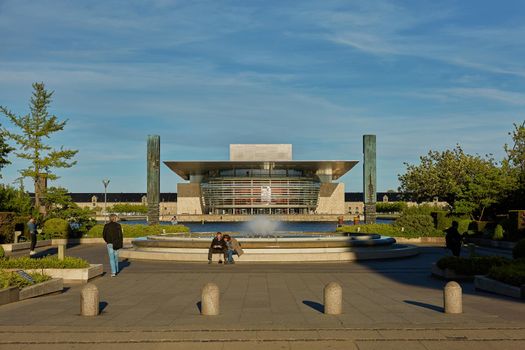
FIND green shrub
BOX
[86,224,189,238]
[394,213,443,236]
[109,204,148,214]
[42,218,71,239]
[0,270,51,289]
[513,239,525,259]
[432,211,450,230]
[0,256,90,269]
[488,261,525,287]
[456,219,471,234]
[0,245,4,259]
[493,224,505,240]
[0,212,16,244]
[376,202,407,213]
[436,256,510,275]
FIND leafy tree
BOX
[0,82,78,211]
[0,184,32,214]
[398,145,508,220]
[43,186,96,236]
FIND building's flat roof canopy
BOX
[164,161,358,181]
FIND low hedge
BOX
[0,256,90,269]
[336,224,444,238]
[85,224,189,238]
[0,270,51,289]
[488,261,525,287]
[436,256,510,275]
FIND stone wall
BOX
[176,183,203,215]
[316,183,345,214]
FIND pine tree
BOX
[0,82,78,211]
[0,127,13,177]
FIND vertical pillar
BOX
[363,135,376,224]
[147,135,160,225]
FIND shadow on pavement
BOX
[303,300,324,313]
[404,300,443,313]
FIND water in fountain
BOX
[243,216,280,237]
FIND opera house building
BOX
[164,144,357,216]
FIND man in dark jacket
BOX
[445,221,462,257]
[103,214,123,276]
[208,232,227,264]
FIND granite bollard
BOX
[324,282,342,315]
[80,284,99,316]
[444,281,462,314]
[58,244,66,260]
[201,282,220,315]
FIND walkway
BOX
[1,244,524,349]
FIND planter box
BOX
[19,278,63,300]
[22,264,103,283]
[475,275,525,299]
[0,286,19,306]
[0,240,51,253]
[431,263,473,280]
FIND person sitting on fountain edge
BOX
[208,231,227,264]
[223,234,244,264]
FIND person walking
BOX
[27,217,37,256]
[103,214,123,277]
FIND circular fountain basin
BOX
[119,232,419,262]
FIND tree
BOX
[0,126,14,177]
[0,184,33,214]
[398,145,508,220]
[0,82,78,211]
[501,121,525,209]
[43,186,96,236]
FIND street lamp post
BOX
[102,179,110,223]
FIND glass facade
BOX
[201,175,320,215]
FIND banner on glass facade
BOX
[261,186,271,203]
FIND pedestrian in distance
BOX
[223,234,244,264]
[445,221,462,257]
[103,214,123,277]
[27,216,38,256]
[208,231,227,264]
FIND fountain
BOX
[119,217,419,262]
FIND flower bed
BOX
[0,270,51,289]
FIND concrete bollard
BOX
[58,244,66,260]
[443,281,462,314]
[80,284,99,316]
[324,282,343,315]
[201,283,220,315]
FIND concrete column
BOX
[443,281,462,314]
[201,283,220,315]
[57,244,66,260]
[80,284,99,316]
[363,135,377,224]
[324,282,343,315]
[147,135,160,225]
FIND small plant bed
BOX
[487,260,525,288]
[85,224,189,238]
[0,270,51,289]
[435,256,510,276]
[0,256,90,269]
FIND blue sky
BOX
[0,0,524,193]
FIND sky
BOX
[0,0,524,193]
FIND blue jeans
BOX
[227,250,237,263]
[106,244,119,275]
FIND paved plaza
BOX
[1,243,524,349]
